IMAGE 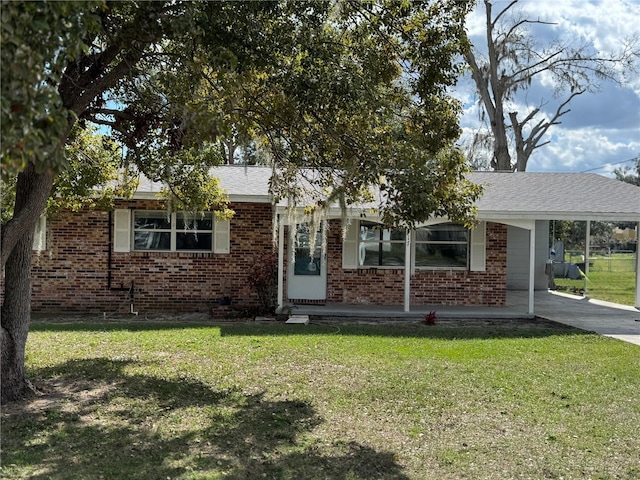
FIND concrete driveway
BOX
[526,290,640,346]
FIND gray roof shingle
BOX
[135,166,640,221]
[469,172,640,220]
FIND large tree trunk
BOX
[491,119,512,171]
[1,231,35,403]
[1,165,53,403]
[463,32,513,171]
[1,166,54,268]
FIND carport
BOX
[472,172,640,315]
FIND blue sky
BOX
[456,0,640,174]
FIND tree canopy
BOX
[1,0,479,402]
[614,157,640,186]
[2,1,480,232]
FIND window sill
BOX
[414,267,468,271]
[356,265,406,270]
[129,250,215,257]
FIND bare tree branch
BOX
[464,0,639,171]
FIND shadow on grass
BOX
[28,318,587,340]
[2,358,409,480]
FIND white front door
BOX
[287,224,327,301]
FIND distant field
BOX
[555,254,637,306]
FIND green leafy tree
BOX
[614,157,640,186]
[52,127,138,212]
[1,0,478,402]
[1,126,137,225]
[612,157,640,236]
[551,220,615,253]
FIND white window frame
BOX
[343,220,485,272]
[413,223,470,270]
[133,211,218,252]
[357,221,406,268]
[112,209,230,254]
[133,211,173,251]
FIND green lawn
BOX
[555,254,637,306]
[2,321,640,479]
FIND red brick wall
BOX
[29,200,274,313]
[319,220,507,306]
[18,204,507,313]
[409,222,507,306]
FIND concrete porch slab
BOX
[281,290,640,345]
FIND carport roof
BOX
[470,171,640,221]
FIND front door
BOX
[287,223,327,301]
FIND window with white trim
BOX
[414,223,469,269]
[293,223,323,275]
[133,211,215,252]
[358,221,406,267]
[343,220,485,271]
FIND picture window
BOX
[133,211,214,252]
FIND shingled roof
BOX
[134,166,640,222]
[135,165,273,202]
[470,172,640,221]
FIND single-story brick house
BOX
[20,166,640,315]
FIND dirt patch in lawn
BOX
[2,377,117,416]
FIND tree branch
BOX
[1,166,55,268]
[501,18,557,46]
[489,0,518,31]
[60,3,175,116]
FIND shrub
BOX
[247,251,278,314]
[423,311,437,325]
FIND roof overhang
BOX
[128,167,640,223]
[477,212,640,222]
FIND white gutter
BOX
[273,205,639,224]
[477,211,640,222]
[131,192,273,203]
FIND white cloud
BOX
[527,126,640,173]
[459,0,640,174]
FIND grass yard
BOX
[2,320,640,479]
[555,254,637,306]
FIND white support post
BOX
[277,216,285,310]
[635,222,640,309]
[528,222,536,316]
[584,220,591,297]
[404,229,411,313]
